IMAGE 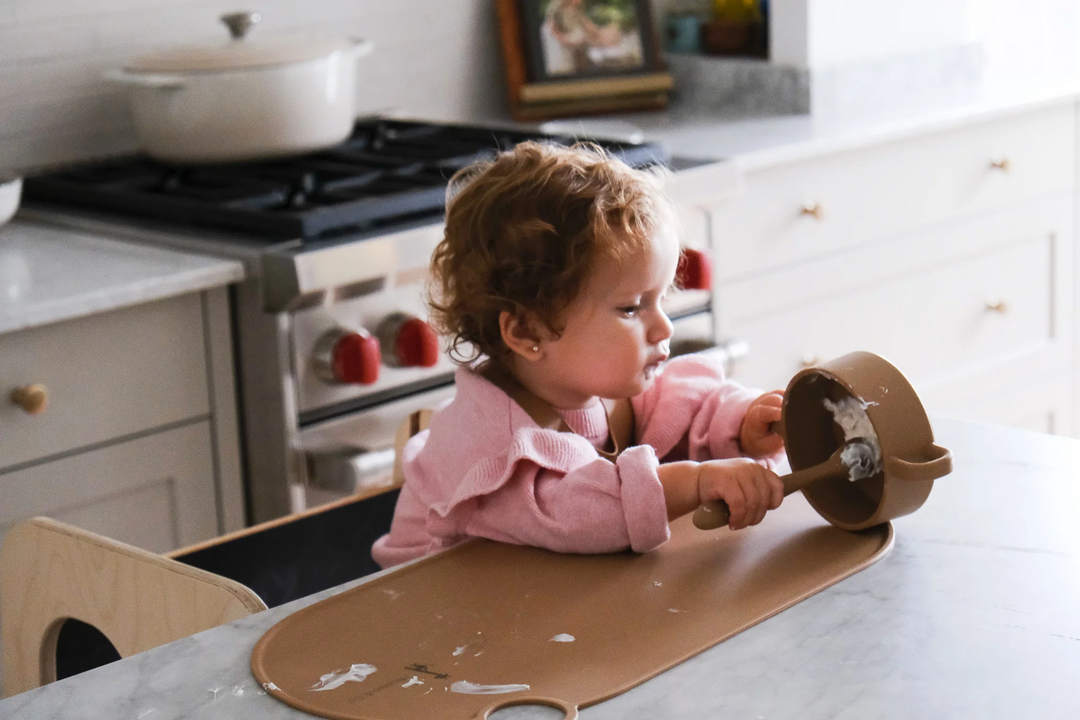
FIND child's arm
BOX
[658,458,783,530]
[635,354,786,465]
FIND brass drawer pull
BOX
[12,384,48,415]
[800,201,823,219]
[985,299,1009,314]
[990,157,1012,172]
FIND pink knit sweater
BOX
[371,354,774,569]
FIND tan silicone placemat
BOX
[251,493,893,720]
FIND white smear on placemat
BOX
[402,676,424,688]
[450,681,530,695]
[549,633,575,642]
[453,646,467,656]
[310,663,377,691]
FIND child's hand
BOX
[740,390,785,458]
[698,458,784,530]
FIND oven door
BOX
[297,310,720,508]
[298,382,456,509]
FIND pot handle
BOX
[348,38,375,60]
[884,443,953,483]
[103,69,186,89]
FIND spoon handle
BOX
[692,449,848,530]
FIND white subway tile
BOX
[1,0,505,171]
[0,90,129,140]
[1,125,136,175]
[0,22,97,64]
[0,52,128,103]
[15,0,195,24]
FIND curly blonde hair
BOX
[428,141,675,363]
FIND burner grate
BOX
[23,120,667,242]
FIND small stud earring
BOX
[531,345,540,352]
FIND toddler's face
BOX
[536,229,678,407]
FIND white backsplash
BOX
[0,0,508,174]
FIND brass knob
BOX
[12,384,48,415]
[800,201,823,219]
[799,353,820,369]
[985,299,1009,314]
[990,157,1012,172]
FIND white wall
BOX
[770,0,1080,72]
[0,0,507,174]
[769,0,976,68]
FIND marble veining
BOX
[0,219,243,334]
[1,418,1077,719]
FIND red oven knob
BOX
[314,328,381,385]
[378,313,440,368]
[675,248,712,291]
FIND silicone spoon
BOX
[692,437,880,530]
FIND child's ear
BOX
[499,310,544,361]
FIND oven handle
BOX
[300,383,454,500]
[306,446,398,495]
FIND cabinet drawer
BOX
[711,104,1075,280]
[0,421,218,553]
[726,234,1057,393]
[927,371,1072,436]
[1,294,210,469]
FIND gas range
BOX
[22,118,716,523]
[24,118,666,242]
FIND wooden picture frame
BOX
[496,0,673,121]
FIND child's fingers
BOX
[767,472,784,509]
[746,471,771,526]
[721,478,747,529]
[756,433,785,456]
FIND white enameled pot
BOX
[106,12,373,163]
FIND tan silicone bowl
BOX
[782,351,952,530]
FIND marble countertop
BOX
[537,49,1080,172]
[2,416,1078,719]
[0,217,244,334]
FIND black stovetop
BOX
[23,119,667,243]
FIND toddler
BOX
[372,142,785,569]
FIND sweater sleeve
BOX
[633,353,776,463]
[426,432,669,554]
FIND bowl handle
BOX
[884,443,953,482]
[103,68,186,89]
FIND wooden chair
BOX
[0,408,432,698]
[0,517,266,697]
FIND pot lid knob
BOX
[675,248,713,291]
[221,11,261,40]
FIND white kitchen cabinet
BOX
[1,289,244,552]
[709,104,1074,281]
[709,103,1077,437]
[0,422,218,553]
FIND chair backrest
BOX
[0,517,266,698]
[0,411,433,697]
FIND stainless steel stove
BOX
[23,118,719,524]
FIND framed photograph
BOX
[495,0,672,121]
[519,0,662,83]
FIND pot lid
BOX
[124,11,354,73]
